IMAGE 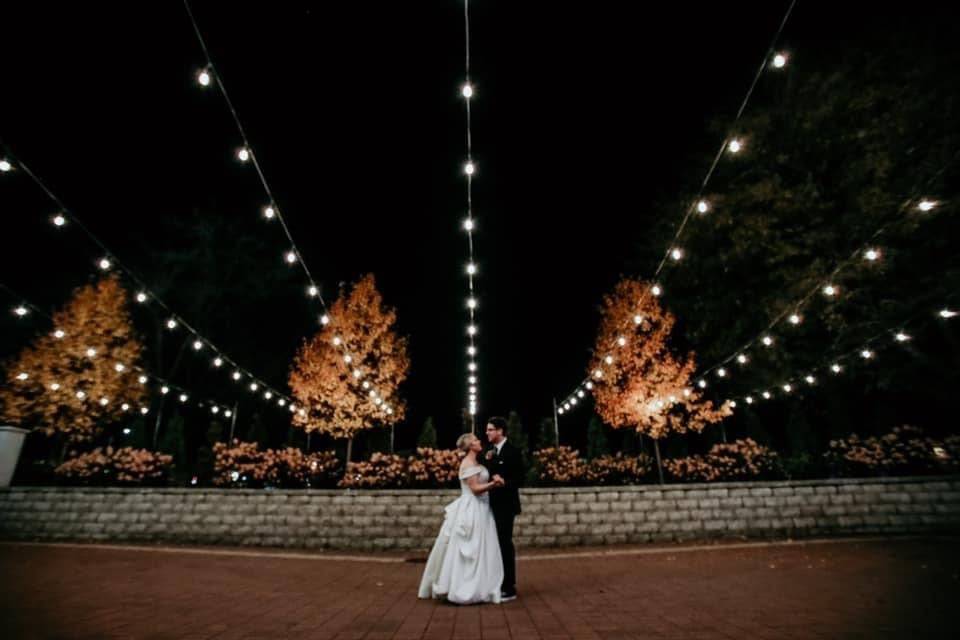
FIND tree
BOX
[506,411,529,456]
[590,278,731,483]
[535,416,557,450]
[0,276,147,461]
[585,415,610,460]
[289,274,410,463]
[418,416,438,448]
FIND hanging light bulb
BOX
[467,297,478,310]
[213,357,223,367]
[831,363,842,374]
[461,83,474,98]
[467,346,477,356]
[288,404,296,413]
[232,371,242,381]
[728,139,743,154]
[307,285,319,297]
[772,53,787,68]
[894,332,910,342]
[788,313,801,325]
[333,336,342,346]
[353,369,362,378]
[696,199,710,214]
[225,409,233,418]
[236,147,251,162]
[805,375,816,385]
[262,205,276,220]
[15,372,28,381]
[864,248,881,261]
[249,382,258,391]
[464,161,475,175]
[212,406,220,414]
[114,363,125,373]
[179,394,188,403]
[467,325,478,336]
[466,262,478,275]
[468,362,477,372]
[161,386,170,395]
[140,407,149,415]
[98,257,112,271]
[617,336,627,347]
[264,391,273,400]
[468,376,477,385]
[593,369,603,379]
[558,407,565,415]
[577,390,585,398]
[585,381,594,390]
[728,400,737,408]
[166,318,178,330]
[76,390,86,400]
[320,314,331,325]
[193,340,203,351]
[697,379,707,388]
[717,368,727,378]
[344,354,353,364]
[762,336,774,347]
[651,284,662,297]
[50,382,61,391]
[782,384,792,393]
[939,309,957,319]
[85,348,97,358]
[762,391,771,399]
[670,248,683,261]
[285,251,297,264]
[197,68,212,87]
[917,199,937,212]
[604,355,614,365]
[52,213,67,227]
[463,218,475,231]
[633,314,643,325]
[136,292,148,303]
[823,285,838,297]
[13,306,29,317]
[53,329,65,339]
[860,349,874,359]
[569,397,578,406]
[737,354,748,364]
[0,159,12,172]
[745,396,754,404]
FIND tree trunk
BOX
[720,423,728,444]
[652,438,665,485]
[345,437,353,465]
[390,425,395,453]
[306,431,312,452]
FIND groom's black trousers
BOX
[493,509,516,592]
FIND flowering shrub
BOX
[339,448,461,489]
[824,426,960,477]
[663,438,783,482]
[532,447,590,486]
[212,440,341,488]
[585,452,655,485]
[55,446,172,486]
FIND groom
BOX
[483,416,523,602]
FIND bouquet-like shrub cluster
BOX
[55,446,172,485]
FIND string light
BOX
[916,199,937,212]
[98,258,112,271]
[717,368,727,378]
[161,386,170,395]
[823,285,838,297]
[138,375,148,384]
[651,284,662,297]
[762,336,774,347]
[461,83,474,98]
[99,397,110,406]
[114,363,125,373]
[52,213,66,227]
[772,53,787,68]
[14,306,28,317]
[75,391,86,400]
[262,205,275,220]
[939,309,957,319]
[232,371,242,381]
[864,248,881,261]
[860,349,874,359]
[50,383,60,391]
[16,372,28,381]
[696,200,710,214]
[670,248,683,261]
[805,375,816,384]
[308,285,319,298]
[213,357,223,367]
[85,348,97,358]
[166,319,178,330]
[285,251,297,264]
[737,354,748,364]
[463,218,475,231]
[788,313,802,325]
[464,161,475,175]
[727,138,743,154]
[894,332,910,342]
[236,147,251,162]
[0,159,12,172]
[53,329,65,339]
[192,340,203,350]
[196,68,212,87]
[831,363,842,374]
[136,292,148,303]
[179,394,188,403]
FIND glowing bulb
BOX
[782,384,792,393]
[249,382,258,391]
[98,257,112,271]
[461,83,474,98]
[344,355,352,364]
[604,355,614,365]
[369,390,377,398]
[225,410,233,418]
[468,362,477,372]
[14,306,28,317]
[212,406,220,414]
[53,329,65,339]
[232,371,242,381]
[917,199,937,212]
[0,159,12,172]
[577,390,585,398]
[860,349,874,359]
[166,319,178,330]
[52,213,66,227]
[729,400,737,408]
[788,313,801,325]
[585,381,594,390]
[197,68,211,86]
[122,403,130,412]
[698,379,707,389]
[633,314,643,325]
[762,336,774,347]
[114,363,125,373]
[264,391,272,400]
[76,390,86,400]
[464,161,475,175]
[320,314,331,325]
[100,397,110,406]
[308,285,319,297]
[136,292,148,303]
[285,251,297,264]
[467,346,477,356]
[651,284,662,297]
[463,218,475,231]
[558,408,565,415]
[805,375,816,384]
[467,325,478,336]
[193,340,203,350]
[161,386,170,395]
[85,348,97,358]
[288,404,296,413]
[617,336,627,347]
[16,372,28,381]
[262,205,276,220]
[717,368,727,378]
[670,248,683,261]
[470,386,477,394]
[939,309,957,319]
[823,285,837,297]
[333,336,342,346]
[762,391,771,399]
[894,332,910,342]
[50,382,61,391]
[466,262,478,275]
[728,139,742,154]
[772,53,787,68]
[831,363,842,374]
[237,147,251,162]
[737,354,748,364]
[468,376,477,385]
[179,394,188,403]
[745,396,754,404]
[353,369,362,378]
[467,297,478,309]
[593,369,603,379]
[213,357,223,367]
[140,407,149,415]
[696,199,710,214]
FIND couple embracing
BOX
[417,416,524,604]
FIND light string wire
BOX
[461,0,481,420]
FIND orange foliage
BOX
[288,274,410,441]
[0,275,147,443]
[589,278,731,440]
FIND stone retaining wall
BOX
[1,476,958,550]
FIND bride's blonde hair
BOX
[456,433,476,453]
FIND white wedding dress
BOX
[418,464,504,604]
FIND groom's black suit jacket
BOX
[483,440,524,516]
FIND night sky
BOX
[1,2,951,448]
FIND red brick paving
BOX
[1,537,958,639]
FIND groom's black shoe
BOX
[500,589,517,602]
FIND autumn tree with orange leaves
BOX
[589,278,731,484]
[289,274,410,463]
[0,276,148,461]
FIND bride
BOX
[418,433,505,604]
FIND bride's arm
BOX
[465,473,500,496]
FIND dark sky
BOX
[1,2,942,447]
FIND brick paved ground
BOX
[1,537,957,639]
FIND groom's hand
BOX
[493,474,505,486]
